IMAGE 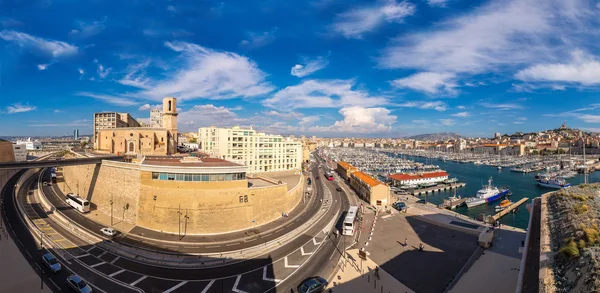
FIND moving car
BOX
[100,227,118,237]
[42,252,61,273]
[66,275,93,293]
[297,277,328,293]
[335,187,342,192]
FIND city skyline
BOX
[2,0,600,137]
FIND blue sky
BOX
[1,0,600,137]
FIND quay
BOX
[413,182,466,196]
[491,197,529,222]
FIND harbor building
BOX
[389,171,449,186]
[95,97,178,156]
[336,161,358,181]
[60,154,303,234]
[349,170,390,207]
[199,126,302,173]
[93,111,141,147]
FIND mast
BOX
[584,141,588,184]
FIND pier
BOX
[491,197,529,222]
[413,182,466,196]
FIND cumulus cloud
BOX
[291,56,329,77]
[515,50,600,85]
[138,104,161,111]
[329,106,397,132]
[391,72,457,95]
[37,64,50,70]
[263,79,387,110]
[0,30,78,57]
[115,41,274,101]
[331,0,415,39]
[6,103,36,114]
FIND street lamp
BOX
[109,199,114,226]
[177,204,182,239]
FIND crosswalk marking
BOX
[164,281,187,293]
[75,254,90,259]
[201,280,215,293]
[90,261,106,268]
[110,256,120,264]
[130,276,147,286]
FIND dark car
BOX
[416,199,426,204]
[298,277,328,293]
[392,202,407,212]
[335,187,342,192]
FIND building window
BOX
[239,196,244,203]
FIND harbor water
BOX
[401,155,600,229]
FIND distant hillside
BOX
[405,132,464,141]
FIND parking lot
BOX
[366,212,478,293]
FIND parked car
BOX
[298,277,328,293]
[392,202,407,212]
[66,275,93,293]
[100,227,118,237]
[335,187,342,192]
[416,199,426,204]
[42,252,61,273]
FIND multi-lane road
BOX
[1,155,356,292]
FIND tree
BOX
[189,138,197,143]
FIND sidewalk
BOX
[327,249,414,293]
[0,228,52,293]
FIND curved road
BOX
[4,157,354,292]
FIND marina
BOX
[412,182,466,195]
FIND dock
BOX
[413,182,466,196]
[491,197,529,222]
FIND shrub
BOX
[559,239,580,258]
[574,203,590,214]
[578,239,586,249]
[584,227,600,245]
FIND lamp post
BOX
[177,204,182,239]
[183,209,189,239]
[109,199,114,226]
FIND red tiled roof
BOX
[389,172,449,181]
[352,171,382,187]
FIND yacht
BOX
[537,176,571,189]
[443,178,458,184]
[466,177,511,208]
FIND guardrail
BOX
[13,168,143,293]
[35,167,336,269]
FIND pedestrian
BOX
[375,266,380,279]
[404,237,408,247]
[419,243,424,252]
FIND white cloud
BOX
[516,117,527,121]
[327,106,396,132]
[263,110,304,120]
[0,30,78,57]
[331,0,415,39]
[513,121,524,124]
[37,64,49,70]
[480,102,524,110]
[426,0,447,7]
[391,72,457,95]
[53,109,63,113]
[263,79,387,110]
[551,84,566,91]
[451,112,470,117]
[178,104,248,130]
[378,0,591,74]
[78,68,84,75]
[97,63,112,79]
[68,18,107,39]
[299,116,321,126]
[138,104,161,111]
[580,114,600,123]
[456,105,466,109]
[397,100,447,111]
[440,118,455,126]
[239,28,277,49]
[118,41,274,101]
[76,92,138,106]
[515,50,600,85]
[6,103,36,114]
[291,56,329,77]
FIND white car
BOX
[100,227,117,237]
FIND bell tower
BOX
[162,97,178,153]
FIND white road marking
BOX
[86,246,96,252]
[225,242,240,247]
[109,269,125,277]
[164,281,187,293]
[98,251,108,258]
[284,257,300,268]
[49,278,62,291]
[205,245,220,249]
[110,256,120,264]
[201,280,215,293]
[300,247,313,256]
[130,275,147,286]
[25,249,32,259]
[232,275,248,293]
[312,238,322,246]
[90,261,106,268]
[262,267,281,282]
[75,254,90,259]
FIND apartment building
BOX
[199,126,302,173]
[93,112,141,147]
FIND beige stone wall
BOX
[96,128,171,156]
[0,141,15,162]
[61,161,303,234]
[61,162,140,225]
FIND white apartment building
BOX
[15,138,42,150]
[199,126,302,173]
[12,143,27,161]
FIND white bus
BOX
[342,206,359,236]
[66,193,90,213]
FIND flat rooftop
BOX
[142,156,243,168]
[256,170,301,191]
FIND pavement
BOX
[327,249,414,293]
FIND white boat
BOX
[537,176,571,189]
[443,178,458,184]
[497,166,502,170]
[466,177,511,208]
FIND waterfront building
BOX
[96,97,178,156]
[389,171,449,186]
[199,126,302,173]
[93,111,141,147]
[15,138,42,150]
[12,143,27,162]
[349,170,390,207]
[336,161,358,181]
